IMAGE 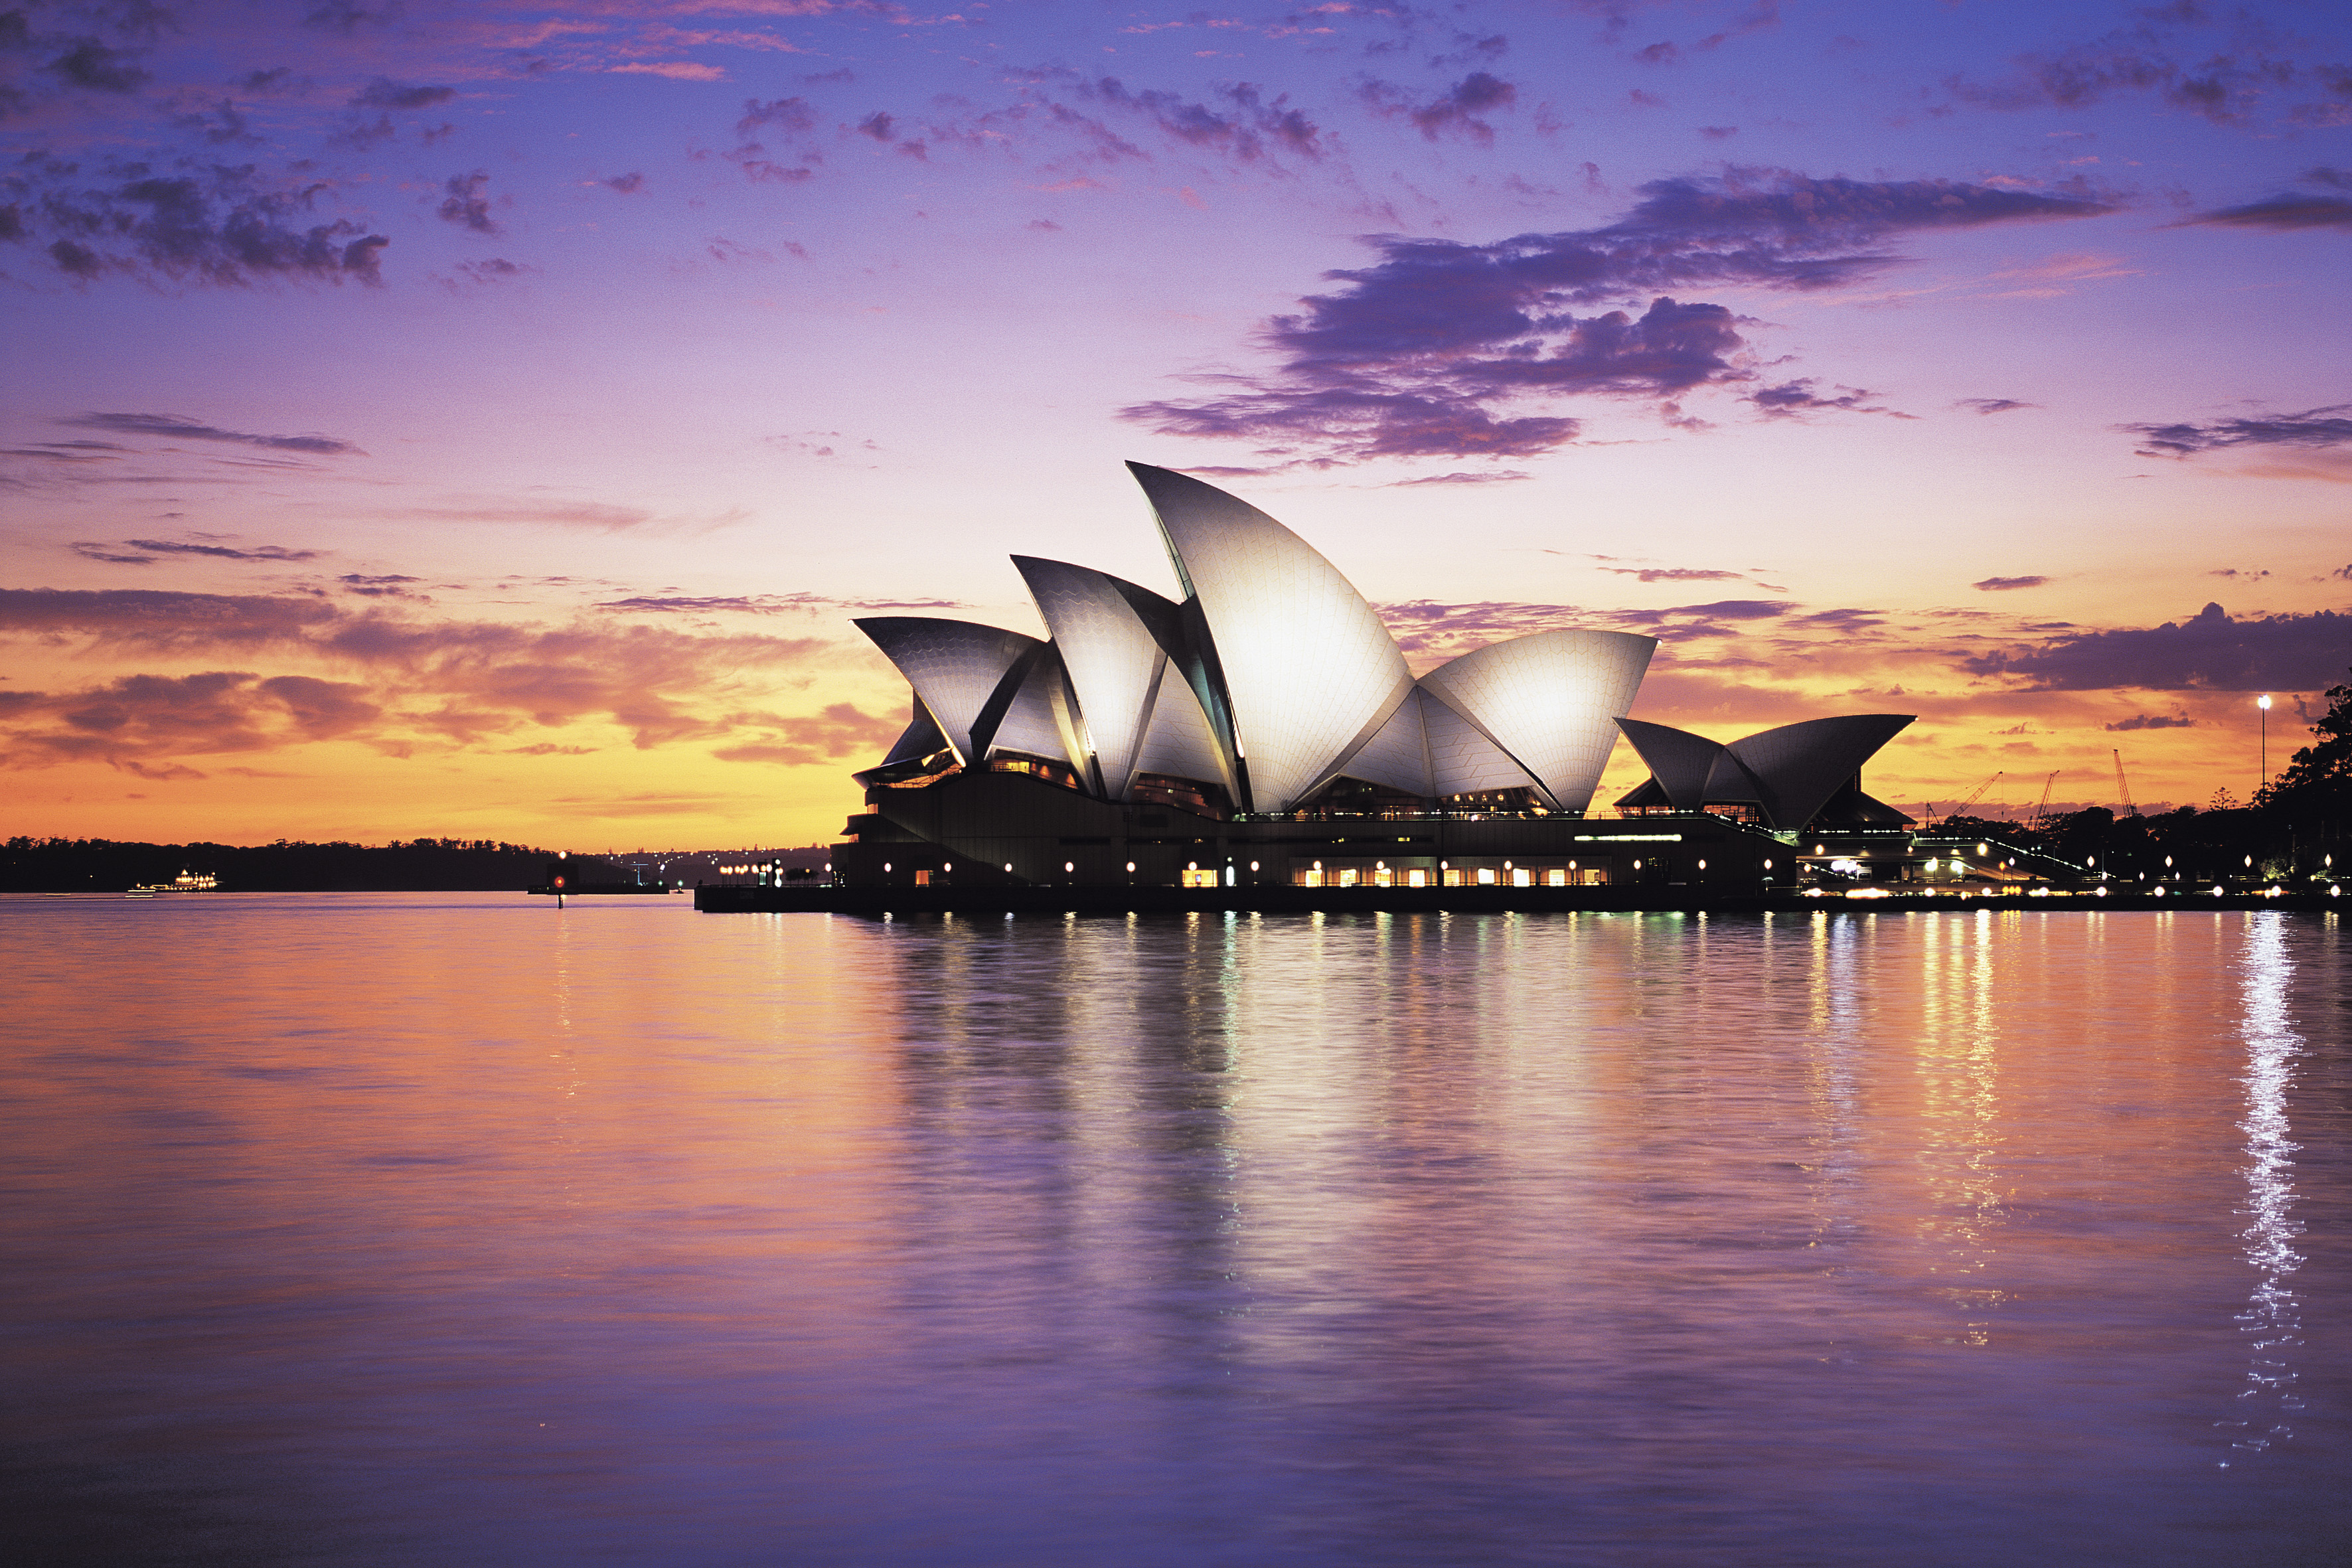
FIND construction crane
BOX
[1940,769,2001,824]
[2027,770,2059,834]
[2112,749,2136,815]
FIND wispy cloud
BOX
[1973,575,2049,591]
[2123,405,2352,457]
[66,413,365,456]
[2183,169,2352,231]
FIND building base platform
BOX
[692,885,2342,916]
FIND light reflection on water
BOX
[3,896,2348,1567]
[2223,915,2306,1464]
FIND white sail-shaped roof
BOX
[1726,714,1913,830]
[1422,688,1543,797]
[1012,557,1178,797]
[1326,689,1432,797]
[852,617,1041,767]
[1127,462,1413,813]
[1417,629,1656,811]
[1129,662,1235,798]
[988,648,1087,774]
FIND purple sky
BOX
[5,0,2349,845]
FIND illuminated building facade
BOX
[836,463,1918,891]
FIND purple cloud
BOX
[1360,72,1518,143]
[2124,406,2352,457]
[1081,78,1322,162]
[1964,603,2352,691]
[1955,397,2036,416]
[1602,567,1749,584]
[66,413,364,456]
[1123,168,2106,463]
[1973,576,2050,592]
[437,172,497,234]
[117,538,323,562]
[1744,378,1912,420]
[351,78,454,111]
[12,164,389,287]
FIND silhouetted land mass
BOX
[0,838,630,894]
[1937,672,2352,881]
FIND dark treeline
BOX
[1934,671,2352,884]
[0,837,628,894]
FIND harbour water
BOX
[5,894,2347,1565]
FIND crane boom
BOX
[2112,749,2136,815]
[1946,769,2001,823]
[2029,769,2059,833]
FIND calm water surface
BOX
[5,894,2349,1565]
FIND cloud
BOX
[111,538,324,562]
[307,4,401,34]
[611,62,728,82]
[1360,72,1517,143]
[42,40,151,94]
[451,258,532,284]
[70,542,157,565]
[1123,167,2107,463]
[1387,469,1530,486]
[1743,378,1912,420]
[402,501,654,530]
[1973,576,2049,591]
[1081,78,1323,162]
[1955,397,2036,416]
[1948,17,2352,127]
[351,78,455,110]
[339,574,424,597]
[2106,712,2195,732]
[10,160,390,289]
[437,171,497,234]
[1372,594,1796,663]
[0,588,836,764]
[2123,406,2352,457]
[603,172,645,193]
[2187,193,2352,231]
[64,413,363,456]
[711,702,903,765]
[1601,567,1749,584]
[0,670,382,769]
[1963,602,2352,691]
[595,592,963,614]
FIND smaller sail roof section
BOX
[984,646,1089,776]
[1727,714,1913,831]
[1011,556,1179,797]
[852,617,1042,767]
[1419,629,1657,810]
[1127,462,1412,812]
[1614,718,1721,810]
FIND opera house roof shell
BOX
[854,463,1660,816]
[852,463,1913,828]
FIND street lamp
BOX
[2258,693,2272,792]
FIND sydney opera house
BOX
[835,463,1919,891]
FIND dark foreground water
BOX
[4,895,2348,1567]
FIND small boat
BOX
[129,870,220,894]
